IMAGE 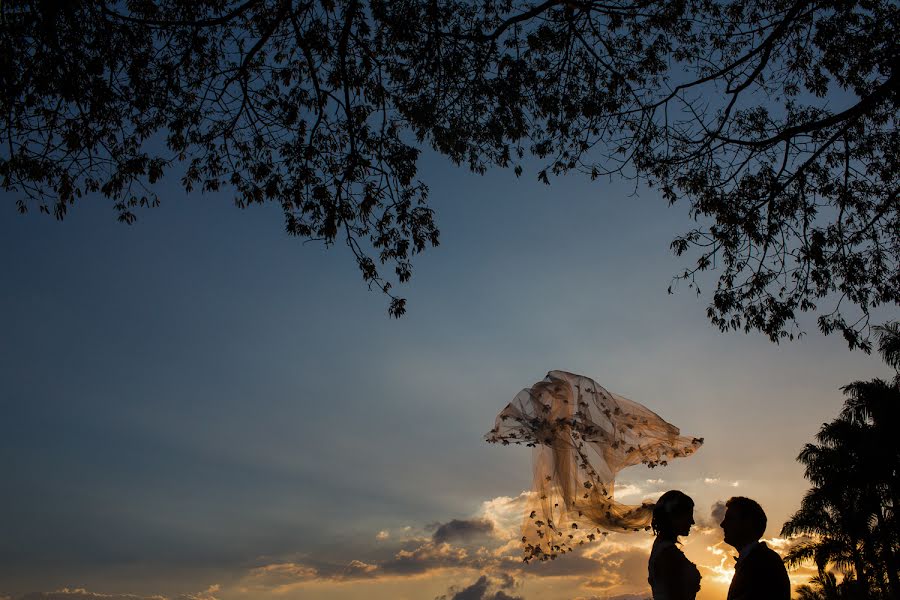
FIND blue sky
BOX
[1,149,893,599]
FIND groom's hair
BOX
[726,496,767,540]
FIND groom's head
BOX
[720,496,767,548]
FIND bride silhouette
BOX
[648,490,702,600]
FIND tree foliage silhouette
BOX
[2,0,897,343]
[794,571,859,600]
[782,323,900,598]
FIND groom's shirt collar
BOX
[737,540,760,561]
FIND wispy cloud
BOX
[16,494,804,600]
[8,587,219,600]
[5,524,819,600]
[226,490,818,600]
[236,510,652,591]
[702,478,740,488]
[478,492,532,539]
[611,483,646,500]
[243,562,320,591]
[580,548,649,592]
[700,541,737,586]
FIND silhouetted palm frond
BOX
[874,322,900,372]
[782,359,900,598]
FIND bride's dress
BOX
[648,538,702,600]
[486,370,703,561]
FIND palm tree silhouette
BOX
[782,322,900,599]
[795,571,847,600]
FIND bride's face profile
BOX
[671,505,695,537]
[652,491,696,539]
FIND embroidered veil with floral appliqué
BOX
[486,370,703,562]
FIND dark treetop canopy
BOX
[2,0,897,348]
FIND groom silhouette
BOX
[720,496,790,600]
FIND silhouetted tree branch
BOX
[2,0,897,344]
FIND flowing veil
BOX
[486,370,703,562]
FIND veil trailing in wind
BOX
[486,370,703,562]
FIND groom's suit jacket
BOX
[726,541,790,600]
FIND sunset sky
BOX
[1,149,894,600]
